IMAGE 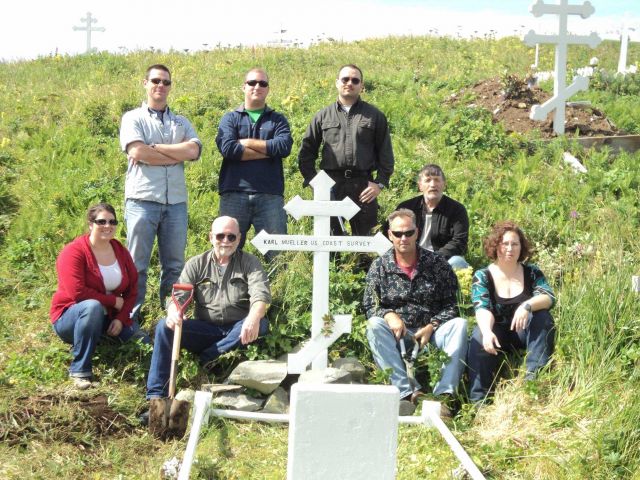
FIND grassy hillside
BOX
[1,36,639,479]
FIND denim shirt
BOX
[364,247,460,329]
[120,103,202,204]
[216,105,293,195]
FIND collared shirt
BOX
[120,102,202,204]
[298,98,394,187]
[363,247,460,329]
[170,249,271,325]
[215,104,293,195]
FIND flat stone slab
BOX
[331,357,366,383]
[201,384,243,395]
[262,386,289,414]
[297,367,352,385]
[228,360,288,395]
[211,391,264,412]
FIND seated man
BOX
[145,216,271,402]
[365,209,467,415]
[385,164,469,270]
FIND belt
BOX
[325,169,370,179]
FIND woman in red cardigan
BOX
[50,203,149,389]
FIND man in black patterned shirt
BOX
[364,209,467,412]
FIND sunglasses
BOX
[245,80,269,88]
[149,78,172,86]
[93,219,118,226]
[340,76,361,85]
[215,233,238,242]
[390,230,416,239]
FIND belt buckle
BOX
[344,169,353,178]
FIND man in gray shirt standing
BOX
[120,64,202,320]
[298,64,394,236]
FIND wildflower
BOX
[570,210,579,219]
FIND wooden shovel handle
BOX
[168,321,182,399]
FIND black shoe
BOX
[138,410,149,426]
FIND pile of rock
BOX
[187,357,366,414]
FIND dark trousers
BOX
[330,177,378,236]
[467,310,555,402]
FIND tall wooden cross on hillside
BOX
[523,0,601,135]
[252,171,392,372]
[73,12,105,54]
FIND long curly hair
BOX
[483,220,531,262]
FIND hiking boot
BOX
[138,410,150,427]
[71,376,92,390]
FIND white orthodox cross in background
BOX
[252,171,392,373]
[523,0,601,135]
[73,12,105,54]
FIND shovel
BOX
[399,335,421,393]
[149,283,194,440]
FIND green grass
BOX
[1,35,640,478]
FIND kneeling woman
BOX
[467,221,555,403]
[50,203,149,389]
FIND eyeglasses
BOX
[215,233,238,242]
[93,219,118,226]
[149,78,172,86]
[390,230,416,239]
[245,80,269,88]
[340,77,361,85]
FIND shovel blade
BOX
[149,398,191,440]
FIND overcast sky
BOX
[0,0,638,61]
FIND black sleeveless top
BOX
[485,265,533,324]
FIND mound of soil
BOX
[1,393,134,447]
[454,77,621,139]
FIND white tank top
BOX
[99,261,122,293]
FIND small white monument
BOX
[287,383,399,480]
[252,170,392,373]
[73,12,105,54]
[617,25,637,75]
[523,0,602,135]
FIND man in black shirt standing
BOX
[388,164,469,270]
[298,64,394,236]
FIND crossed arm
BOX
[126,140,200,166]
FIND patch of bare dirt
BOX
[454,77,622,138]
[1,393,134,447]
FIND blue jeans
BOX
[146,316,269,399]
[448,255,469,270]
[219,192,287,262]
[366,316,468,399]
[467,310,555,402]
[53,299,149,377]
[125,199,188,318]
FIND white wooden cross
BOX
[73,12,105,54]
[523,0,601,135]
[251,171,392,373]
[617,25,636,75]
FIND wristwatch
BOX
[376,182,385,190]
[522,303,532,312]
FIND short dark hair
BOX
[245,67,268,82]
[145,64,171,79]
[483,220,531,262]
[418,164,446,183]
[87,203,117,224]
[338,64,363,81]
[387,208,416,227]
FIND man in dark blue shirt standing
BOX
[216,68,293,261]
